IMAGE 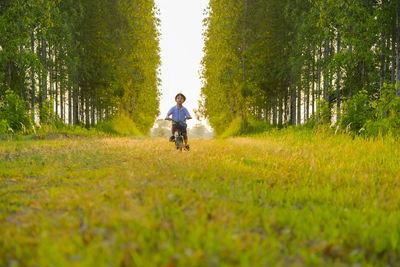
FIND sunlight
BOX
[154,0,210,130]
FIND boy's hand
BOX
[186,117,192,120]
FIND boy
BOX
[165,93,192,150]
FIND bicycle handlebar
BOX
[165,118,187,124]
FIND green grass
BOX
[1,130,399,266]
[0,114,143,141]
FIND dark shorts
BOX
[172,124,187,135]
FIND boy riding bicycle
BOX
[165,93,192,150]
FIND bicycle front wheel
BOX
[176,136,184,151]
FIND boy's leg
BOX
[183,133,190,150]
[169,125,176,142]
[182,125,188,145]
[182,126,189,150]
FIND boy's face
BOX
[175,95,185,105]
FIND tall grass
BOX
[0,114,144,141]
[220,116,272,139]
[95,114,143,136]
[1,131,399,265]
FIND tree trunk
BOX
[264,105,268,123]
[392,24,396,85]
[55,51,58,118]
[91,92,95,126]
[42,39,47,103]
[60,75,64,122]
[397,0,400,83]
[318,46,322,101]
[278,92,283,127]
[272,98,277,125]
[306,61,310,121]
[49,48,53,103]
[85,94,90,128]
[323,39,329,103]
[303,84,306,121]
[284,89,288,124]
[31,31,35,121]
[240,0,248,130]
[312,48,315,116]
[80,89,85,124]
[68,80,71,125]
[297,84,301,125]
[37,35,42,106]
[98,107,102,123]
[386,37,390,82]
[290,83,296,125]
[380,36,386,93]
[73,83,79,125]
[105,106,109,121]
[336,31,341,122]
[349,43,353,97]
[42,0,47,105]
[19,45,24,98]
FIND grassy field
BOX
[1,130,400,266]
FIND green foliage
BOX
[96,114,142,136]
[243,117,273,135]
[0,119,11,134]
[336,84,400,137]
[339,90,374,134]
[220,115,272,138]
[200,0,247,135]
[220,117,242,139]
[201,0,398,137]
[35,124,104,138]
[0,89,32,134]
[39,99,56,125]
[315,99,332,125]
[375,84,400,121]
[364,84,400,137]
[302,117,317,129]
[0,0,160,135]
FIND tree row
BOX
[200,0,400,135]
[0,0,160,134]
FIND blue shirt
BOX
[167,105,191,125]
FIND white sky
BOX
[154,0,210,129]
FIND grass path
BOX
[1,133,400,266]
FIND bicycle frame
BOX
[166,118,187,151]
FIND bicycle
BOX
[165,118,189,151]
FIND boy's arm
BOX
[185,108,192,120]
[165,107,173,120]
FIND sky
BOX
[154,0,210,129]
